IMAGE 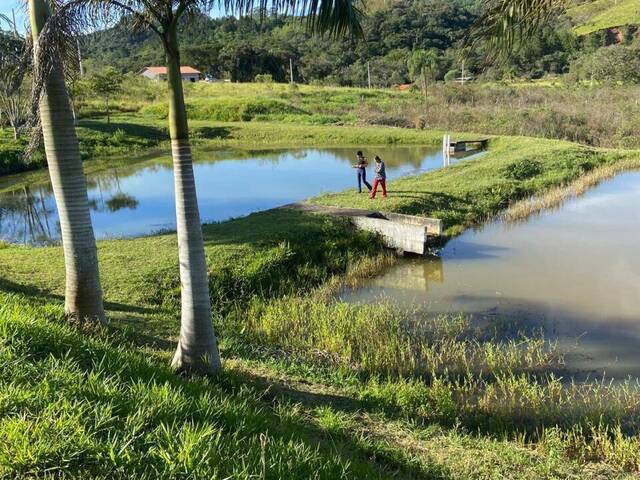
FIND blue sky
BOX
[1,2,228,34]
[0,0,26,32]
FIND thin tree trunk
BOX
[29,0,105,323]
[165,27,221,375]
[422,67,428,99]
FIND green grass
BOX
[5,85,640,475]
[312,136,639,235]
[568,0,640,35]
[0,292,411,479]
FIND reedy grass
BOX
[503,156,640,222]
[238,299,560,379]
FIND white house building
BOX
[140,66,202,82]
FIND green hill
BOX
[568,0,640,35]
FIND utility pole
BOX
[461,60,465,85]
[289,58,294,84]
[77,39,85,77]
[367,61,371,89]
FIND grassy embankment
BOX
[3,123,640,477]
[568,0,640,36]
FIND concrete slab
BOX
[284,203,442,255]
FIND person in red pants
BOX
[370,155,387,199]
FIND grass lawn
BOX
[3,127,640,476]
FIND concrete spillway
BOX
[285,203,442,255]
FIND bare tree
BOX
[0,15,30,139]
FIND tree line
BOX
[81,0,639,86]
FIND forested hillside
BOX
[81,0,635,85]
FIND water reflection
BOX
[343,172,640,378]
[0,146,463,245]
[0,186,60,245]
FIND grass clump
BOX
[240,299,560,378]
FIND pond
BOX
[342,172,640,378]
[0,146,468,245]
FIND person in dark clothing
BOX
[352,150,372,193]
[370,155,387,199]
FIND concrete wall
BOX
[351,216,429,254]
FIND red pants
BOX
[370,178,387,198]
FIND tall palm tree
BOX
[28,0,106,324]
[44,0,364,375]
[408,49,439,100]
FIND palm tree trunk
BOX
[164,27,221,375]
[29,0,105,324]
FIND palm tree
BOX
[28,0,106,324]
[465,0,560,55]
[44,0,364,375]
[408,49,439,101]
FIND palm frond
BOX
[465,0,565,58]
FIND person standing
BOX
[370,155,387,199]
[352,150,372,193]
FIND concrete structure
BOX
[140,66,201,82]
[285,203,442,255]
[443,135,488,166]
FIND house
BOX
[140,66,202,82]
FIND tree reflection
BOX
[88,169,139,213]
[0,185,59,245]
[105,193,139,212]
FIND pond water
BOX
[342,172,640,378]
[0,146,467,245]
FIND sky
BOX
[0,1,228,34]
[0,0,26,32]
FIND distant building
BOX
[140,66,202,82]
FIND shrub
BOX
[504,159,543,180]
[444,69,458,82]
[254,73,274,83]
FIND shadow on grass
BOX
[192,125,235,140]
[78,119,168,141]
[4,299,452,479]
[0,276,159,317]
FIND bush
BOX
[570,45,640,84]
[0,136,46,176]
[444,69,458,82]
[504,159,543,180]
[254,73,274,83]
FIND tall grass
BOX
[504,156,640,222]
[239,299,560,378]
[80,80,640,149]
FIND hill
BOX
[83,0,579,83]
[568,0,640,35]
